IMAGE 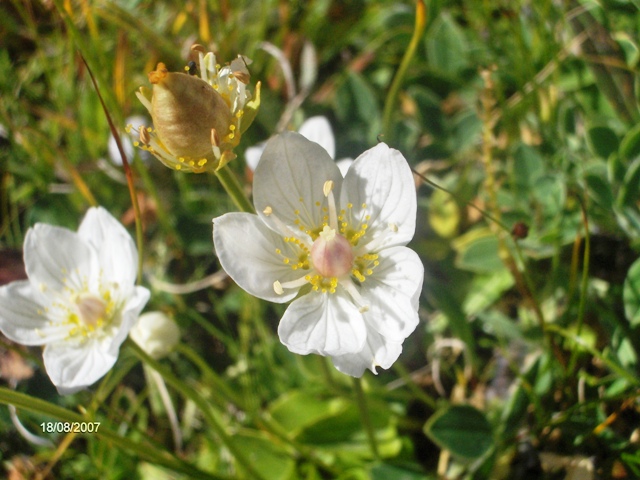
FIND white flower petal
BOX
[336,158,353,177]
[341,143,416,249]
[78,207,138,287]
[331,331,403,377]
[213,212,305,302]
[24,224,96,293]
[43,339,118,395]
[0,281,63,345]
[244,142,266,172]
[108,285,150,354]
[254,132,342,232]
[278,291,366,356]
[297,116,335,159]
[360,246,423,341]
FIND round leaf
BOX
[624,257,640,327]
[424,405,494,460]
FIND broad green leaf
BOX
[586,125,619,159]
[453,231,505,274]
[620,123,640,161]
[269,390,343,435]
[424,405,494,460]
[513,143,544,189]
[532,174,566,216]
[370,463,433,480]
[618,156,640,207]
[478,310,524,341]
[229,432,295,480]
[585,172,614,209]
[296,400,401,458]
[623,257,640,327]
[346,71,380,124]
[463,270,515,316]
[426,13,468,75]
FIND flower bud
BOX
[130,312,180,359]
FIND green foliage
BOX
[424,405,493,460]
[1,0,640,479]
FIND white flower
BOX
[214,132,423,376]
[245,116,353,176]
[0,207,150,394]
[130,311,180,360]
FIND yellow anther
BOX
[323,180,334,197]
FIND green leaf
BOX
[512,143,544,189]
[269,390,342,436]
[424,405,494,460]
[426,13,468,75]
[229,432,296,480]
[623,257,640,327]
[620,123,640,161]
[370,463,433,480]
[463,270,515,316]
[453,230,505,273]
[532,174,566,216]
[585,172,614,209]
[346,71,380,124]
[586,125,619,159]
[296,399,401,458]
[617,156,640,207]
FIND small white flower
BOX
[0,207,150,394]
[245,116,353,176]
[130,311,180,360]
[214,132,423,376]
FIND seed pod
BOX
[149,62,232,161]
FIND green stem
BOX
[126,340,268,480]
[392,362,437,410]
[353,377,380,459]
[381,0,427,141]
[546,324,639,386]
[215,165,255,213]
[174,343,246,409]
[568,199,591,374]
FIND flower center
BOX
[63,290,115,340]
[268,178,379,311]
[310,225,353,278]
[76,294,107,327]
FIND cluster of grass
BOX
[1,0,640,478]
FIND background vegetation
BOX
[1,0,639,478]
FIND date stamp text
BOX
[41,422,101,434]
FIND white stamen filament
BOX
[340,278,370,313]
[263,206,310,246]
[322,180,339,231]
[273,275,310,295]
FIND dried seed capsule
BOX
[149,62,232,161]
